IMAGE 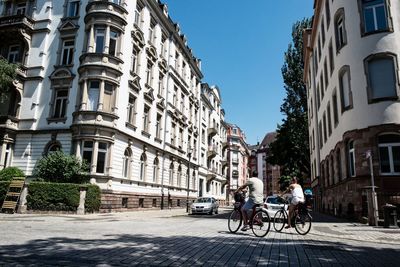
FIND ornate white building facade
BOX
[0,0,228,210]
[304,0,400,219]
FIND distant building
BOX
[304,0,400,219]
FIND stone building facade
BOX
[304,0,400,219]
[0,0,228,211]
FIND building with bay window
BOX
[304,0,400,220]
[0,0,228,211]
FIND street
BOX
[0,209,399,266]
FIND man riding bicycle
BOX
[280,176,304,229]
[235,171,264,231]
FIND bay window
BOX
[87,81,100,111]
[94,27,105,53]
[361,0,390,34]
[379,134,400,174]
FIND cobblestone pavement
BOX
[0,208,399,266]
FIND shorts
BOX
[291,196,305,205]
[242,198,256,213]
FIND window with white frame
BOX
[177,165,182,187]
[143,105,150,132]
[146,61,153,86]
[158,72,164,96]
[334,9,347,50]
[61,39,74,65]
[169,162,174,185]
[87,81,100,111]
[339,66,352,111]
[94,27,105,53]
[379,134,400,174]
[96,142,108,174]
[82,141,94,171]
[171,123,176,145]
[3,143,13,168]
[127,93,136,125]
[365,54,397,102]
[361,0,389,34]
[109,29,119,56]
[348,141,356,177]
[122,148,131,178]
[7,45,20,63]
[140,153,146,180]
[52,89,69,118]
[67,0,79,17]
[155,113,162,139]
[153,158,159,183]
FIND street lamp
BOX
[186,147,193,213]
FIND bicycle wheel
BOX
[273,210,285,232]
[294,213,312,235]
[251,210,271,237]
[228,209,242,233]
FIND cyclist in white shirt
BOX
[281,177,304,228]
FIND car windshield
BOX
[266,197,279,204]
[195,198,211,203]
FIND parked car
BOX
[264,195,288,217]
[190,197,219,215]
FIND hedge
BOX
[0,167,24,181]
[0,181,11,206]
[27,182,101,213]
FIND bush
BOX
[32,151,88,184]
[85,185,101,213]
[0,167,25,181]
[0,181,11,205]
[27,182,80,211]
[26,182,101,213]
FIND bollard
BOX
[77,186,88,215]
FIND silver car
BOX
[264,195,288,217]
[190,197,219,215]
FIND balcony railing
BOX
[0,14,34,31]
[207,123,218,136]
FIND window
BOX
[134,6,142,28]
[88,81,100,111]
[109,30,119,56]
[379,134,400,174]
[336,149,342,181]
[140,153,147,181]
[16,2,26,15]
[361,0,389,34]
[127,93,136,125]
[180,93,185,113]
[318,121,323,147]
[325,0,331,27]
[365,54,398,102]
[96,142,107,174]
[155,114,162,139]
[177,165,182,187]
[318,36,322,60]
[103,82,114,113]
[146,62,153,86]
[158,73,164,96]
[131,47,139,74]
[82,141,94,171]
[7,45,19,63]
[148,22,155,44]
[324,60,328,88]
[171,123,176,145]
[153,158,159,183]
[94,27,105,53]
[339,66,352,111]
[179,128,183,148]
[46,142,62,154]
[169,163,174,185]
[53,89,68,118]
[67,0,79,17]
[321,20,326,45]
[61,39,74,65]
[323,112,327,143]
[328,41,334,74]
[348,141,356,177]
[327,103,332,136]
[332,90,339,126]
[3,143,13,168]
[334,9,347,50]
[143,105,150,132]
[122,148,131,178]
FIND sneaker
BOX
[241,225,250,231]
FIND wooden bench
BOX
[1,177,26,214]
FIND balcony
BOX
[207,145,218,159]
[79,53,123,76]
[0,14,34,33]
[72,110,119,129]
[221,157,228,167]
[207,123,218,137]
[0,115,19,131]
[85,1,128,28]
[206,168,217,182]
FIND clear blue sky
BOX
[166,0,314,145]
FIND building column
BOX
[104,26,110,54]
[91,141,99,174]
[81,80,88,110]
[88,25,95,53]
[107,142,114,176]
[98,80,105,111]
[75,141,81,159]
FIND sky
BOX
[166,0,314,145]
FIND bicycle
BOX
[273,196,312,235]
[228,192,271,237]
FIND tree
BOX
[32,151,89,184]
[0,57,18,93]
[268,18,312,189]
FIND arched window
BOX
[348,141,356,177]
[177,165,182,187]
[378,134,400,174]
[169,162,174,185]
[122,148,132,178]
[44,141,62,155]
[338,66,352,111]
[153,157,159,183]
[140,153,147,181]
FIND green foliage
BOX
[85,185,101,213]
[0,167,25,181]
[32,151,88,184]
[0,181,11,205]
[268,18,312,185]
[27,182,80,211]
[0,57,18,93]
[26,182,101,212]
